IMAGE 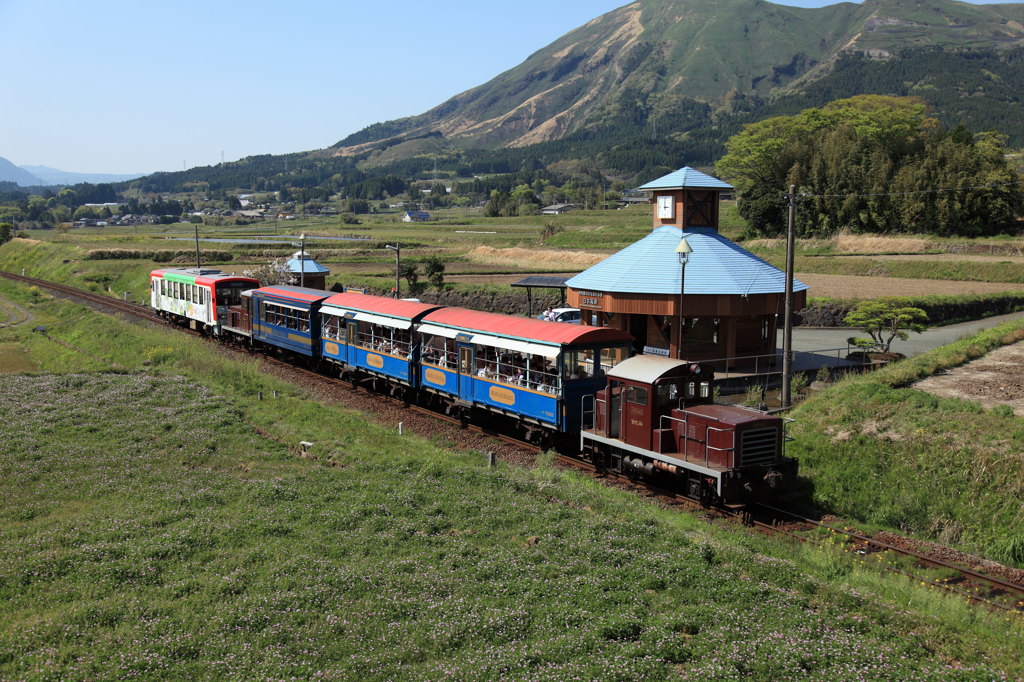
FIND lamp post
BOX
[675,236,692,360]
[299,233,306,287]
[386,243,401,298]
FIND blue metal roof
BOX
[638,167,734,191]
[564,226,807,296]
[286,257,331,275]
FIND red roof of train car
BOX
[255,285,332,303]
[321,292,442,319]
[422,307,633,346]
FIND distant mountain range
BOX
[129,0,1024,194]
[332,0,1024,156]
[19,165,146,186]
[0,157,43,186]
[0,157,146,187]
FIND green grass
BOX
[790,319,1024,566]
[0,281,1021,678]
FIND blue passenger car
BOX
[250,285,333,358]
[319,292,442,386]
[416,307,634,432]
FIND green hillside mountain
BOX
[331,0,1024,157]
[129,0,1024,195]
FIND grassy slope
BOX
[0,282,1020,678]
[790,321,1024,565]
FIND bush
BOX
[742,384,765,408]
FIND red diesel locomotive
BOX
[579,355,797,505]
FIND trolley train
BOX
[150,268,797,504]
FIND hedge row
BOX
[86,249,235,262]
[798,292,1024,327]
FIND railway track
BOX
[0,271,163,323]
[5,269,1023,616]
[749,502,1024,615]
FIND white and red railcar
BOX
[149,268,259,334]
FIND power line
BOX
[797,179,1020,200]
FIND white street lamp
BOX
[675,237,692,360]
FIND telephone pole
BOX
[781,185,798,408]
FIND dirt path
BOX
[0,294,33,328]
[914,341,1024,416]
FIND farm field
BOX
[791,272,1024,299]
[8,214,1024,295]
[0,280,1021,679]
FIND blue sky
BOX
[0,0,1016,174]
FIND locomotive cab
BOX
[594,360,713,450]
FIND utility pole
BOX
[194,223,201,271]
[782,185,797,408]
[386,243,401,298]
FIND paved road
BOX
[787,310,1024,357]
[759,310,1024,375]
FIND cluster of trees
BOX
[483,185,540,217]
[121,197,191,217]
[761,48,1024,149]
[716,95,1023,236]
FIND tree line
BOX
[715,95,1023,237]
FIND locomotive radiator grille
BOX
[739,428,778,466]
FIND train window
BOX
[420,335,456,367]
[459,346,474,374]
[625,385,648,406]
[599,346,628,375]
[322,314,342,341]
[563,350,595,380]
[656,382,680,406]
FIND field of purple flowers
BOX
[0,371,1018,679]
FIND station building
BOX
[564,167,807,367]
